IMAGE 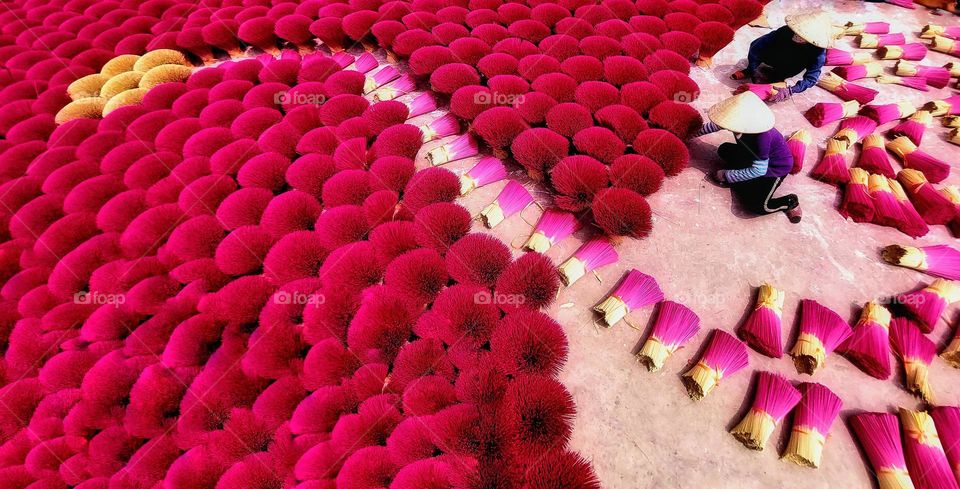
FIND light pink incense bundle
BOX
[889,178,931,238]
[834,62,884,81]
[460,157,507,195]
[897,169,956,224]
[787,130,810,174]
[841,301,893,380]
[878,43,927,61]
[480,180,533,228]
[841,168,875,223]
[738,283,785,358]
[882,244,960,281]
[869,174,907,228]
[806,100,860,127]
[681,329,749,400]
[899,408,960,489]
[363,66,400,93]
[419,113,459,142]
[858,33,906,48]
[558,238,619,286]
[890,318,937,403]
[850,412,915,489]
[426,133,479,166]
[931,36,960,58]
[730,371,802,451]
[809,138,851,185]
[858,135,896,177]
[888,135,950,183]
[405,92,438,118]
[844,21,891,36]
[930,407,960,482]
[888,111,933,146]
[783,383,843,468]
[636,301,701,371]
[836,116,878,145]
[790,299,853,375]
[924,95,960,117]
[899,279,960,333]
[877,74,929,92]
[896,61,952,89]
[817,72,878,104]
[373,74,416,102]
[921,24,960,40]
[525,209,579,253]
[861,101,916,124]
[594,269,664,327]
[826,48,872,66]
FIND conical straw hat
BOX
[707,91,775,134]
[786,11,834,48]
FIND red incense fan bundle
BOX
[460,157,507,195]
[405,92,438,118]
[558,238,619,286]
[889,178,931,238]
[783,383,843,468]
[890,318,937,403]
[790,299,853,375]
[931,407,960,481]
[636,301,700,372]
[877,74,929,92]
[882,244,960,281]
[888,136,950,184]
[730,371,801,451]
[837,116,878,145]
[899,408,960,489]
[844,21,890,36]
[737,283,785,358]
[826,48,873,66]
[896,61,952,89]
[842,301,893,379]
[806,100,860,127]
[932,36,960,58]
[859,135,896,177]
[787,130,811,174]
[419,114,459,143]
[817,72,878,104]
[923,95,960,117]
[861,101,916,124]
[858,33,906,48]
[888,111,933,146]
[810,138,851,185]
[897,169,956,224]
[593,269,664,327]
[834,62,883,81]
[850,412,914,489]
[480,180,533,228]
[841,168,876,223]
[525,209,579,253]
[681,329,749,400]
[373,74,416,102]
[900,279,960,333]
[426,134,479,166]
[878,43,927,61]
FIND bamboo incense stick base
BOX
[731,409,777,451]
[876,468,915,489]
[790,333,826,375]
[558,257,586,286]
[479,202,504,228]
[681,362,721,401]
[942,336,960,368]
[636,337,670,372]
[783,426,826,468]
[593,296,628,327]
[905,361,935,403]
[524,232,551,253]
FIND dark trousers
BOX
[718,143,798,215]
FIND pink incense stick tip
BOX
[573,238,619,271]
[422,113,460,142]
[480,180,533,228]
[332,51,354,68]
[406,92,438,118]
[354,52,378,73]
[461,157,507,195]
[526,209,579,252]
[593,268,663,327]
[636,300,700,371]
[851,412,911,477]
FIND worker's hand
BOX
[712,170,728,186]
[730,70,749,80]
[768,88,792,103]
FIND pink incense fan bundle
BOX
[882,244,960,281]
[899,408,960,489]
[878,43,928,61]
[594,269,664,327]
[558,238,619,286]
[931,407,960,482]
[460,157,507,195]
[858,33,906,49]
[888,136,951,184]
[850,412,915,489]
[636,301,701,371]
[899,279,960,333]
[921,24,960,40]
[896,61,952,89]
[480,180,533,228]
[790,299,853,375]
[817,72,878,104]
[841,301,893,380]
[810,137,851,185]
[861,102,917,125]
[888,111,934,146]
[806,100,860,127]
[890,318,937,403]
[525,209,579,253]
[783,383,843,468]
[833,62,883,82]
[730,371,802,451]
[844,21,891,36]
[841,168,875,223]
[681,329,750,400]
[825,48,873,66]
[897,169,956,225]
[737,283,785,358]
[787,130,811,174]
[858,134,896,178]
[426,133,479,166]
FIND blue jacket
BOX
[747,26,826,94]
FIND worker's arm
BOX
[745,30,777,74]
[790,49,827,93]
[723,134,772,183]
[694,121,722,137]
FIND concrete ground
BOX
[425,1,960,487]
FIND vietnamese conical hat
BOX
[707,91,775,134]
[785,11,833,48]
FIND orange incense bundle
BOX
[841,168,875,223]
[869,174,907,228]
[842,301,893,380]
[931,36,960,58]
[899,408,960,489]
[737,283,785,358]
[806,100,860,127]
[810,138,851,185]
[888,136,950,184]
[593,269,664,327]
[858,33,906,48]
[787,129,811,174]
[888,111,933,146]
[897,169,956,225]
[858,135,896,178]
[681,329,749,400]
[783,383,843,468]
[889,178,931,238]
[882,244,960,281]
[636,301,700,371]
[850,412,915,489]
[899,279,960,333]
[790,299,853,375]
[860,101,916,124]
[730,371,801,451]
[890,318,937,403]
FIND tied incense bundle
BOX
[858,33,906,48]
[921,24,960,40]
[789,299,853,375]
[923,95,960,117]
[882,244,960,281]
[806,100,860,127]
[525,209,579,253]
[834,62,884,81]
[817,72,878,104]
[890,318,937,403]
[826,48,873,66]
[850,412,915,489]
[887,135,950,184]
[861,101,916,124]
[869,174,907,228]
[899,279,960,333]
[844,21,891,36]
[858,134,896,178]
[841,168,875,223]
[896,61,951,88]
[842,301,893,380]
[737,283,785,358]
[889,178,931,238]
[459,157,507,195]
[479,180,532,228]
[877,74,929,92]
[809,137,851,185]
[594,269,664,327]
[636,301,701,371]
[897,169,956,225]
[899,408,960,489]
[681,329,749,401]
[787,130,811,174]
[888,111,933,146]
[558,238,619,286]
[877,43,928,61]
[730,371,801,451]
[932,36,960,58]
[783,383,843,468]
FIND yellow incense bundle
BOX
[54,97,106,124]
[139,65,193,89]
[133,49,190,72]
[67,73,109,100]
[102,89,147,116]
[100,54,140,77]
[100,71,145,100]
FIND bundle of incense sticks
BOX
[817,72,878,104]
[930,407,960,482]
[373,74,416,102]
[950,128,960,147]
[841,168,875,223]
[877,74,929,92]
[896,61,951,88]
[900,279,960,333]
[860,101,917,124]
[944,116,960,129]
[944,323,960,368]
[363,66,400,93]
[887,136,950,184]
[787,130,811,174]
[899,408,959,489]
[460,157,507,195]
[836,116,878,145]
[636,301,701,371]
[789,299,853,375]
[426,133,479,166]
[479,180,533,228]
[420,113,459,142]
[842,301,893,380]
[681,329,749,400]
[826,48,873,66]
[558,238,619,286]
[525,209,578,253]
[888,111,933,146]
[738,283,785,358]
[882,244,960,281]
[730,371,801,451]
[845,21,891,36]
[946,62,960,77]
[858,33,906,48]
[809,137,851,185]
[405,92,438,118]
[932,36,960,58]
[834,62,884,81]
[889,177,931,238]
[921,24,960,40]
[897,169,956,225]
[858,135,896,177]
[870,174,907,228]
[850,412,914,489]
[877,43,928,61]
[783,383,843,468]
[890,318,937,403]
[806,100,861,127]
[944,186,960,237]
[923,95,960,116]
[593,269,664,327]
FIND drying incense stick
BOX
[882,244,960,281]
[373,74,416,102]
[899,408,959,489]
[836,116,878,145]
[826,48,873,66]
[783,383,843,468]
[594,269,664,327]
[899,279,960,333]
[888,111,933,146]
[787,130,811,174]
[834,62,884,81]
[806,100,860,127]
[426,133,479,166]
[817,72,878,104]
[363,66,400,93]
[636,301,700,371]
[896,61,951,88]
[480,180,532,228]
[681,329,749,401]
[932,36,960,58]
[844,21,890,36]
[558,238,619,286]
[420,113,459,142]
[858,33,906,48]
[525,209,578,253]
[860,102,916,124]
[930,407,960,482]
[924,95,960,117]
[406,92,438,118]
[850,412,915,489]
[460,157,507,195]
[877,74,929,92]
[730,371,801,451]
[870,174,907,228]
[738,283,785,358]
[897,169,956,225]
[841,168,875,223]
[790,299,853,375]
[858,135,896,177]
[888,178,930,238]
[890,318,936,403]
[888,136,950,184]
[922,24,960,39]
[877,43,928,61]
[810,137,851,185]
[842,301,893,380]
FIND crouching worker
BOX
[731,11,832,103]
[695,91,803,223]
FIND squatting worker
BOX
[731,11,833,103]
[694,91,803,224]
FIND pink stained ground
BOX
[412,1,960,488]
